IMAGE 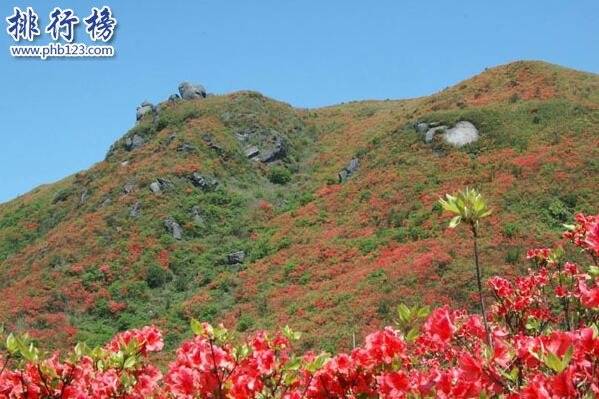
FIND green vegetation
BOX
[268,166,292,185]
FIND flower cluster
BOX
[564,213,599,256]
[0,214,597,398]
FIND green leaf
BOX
[417,306,430,318]
[284,356,302,371]
[190,319,203,336]
[305,353,329,373]
[397,304,411,322]
[6,334,17,353]
[479,209,492,219]
[405,328,420,343]
[562,345,573,369]
[123,355,137,370]
[544,350,563,372]
[448,215,462,228]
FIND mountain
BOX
[1,60,598,352]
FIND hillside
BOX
[0,60,598,352]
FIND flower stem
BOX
[472,224,492,348]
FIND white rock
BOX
[150,182,161,193]
[444,121,479,147]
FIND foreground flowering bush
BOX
[0,213,597,398]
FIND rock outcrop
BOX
[124,134,144,151]
[444,121,479,147]
[136,101,154,121]
[178,82,206,100]
[245,146,260,159]
[123,183,136,194]
[201,133,224,156]
[129,201,141,218]
[164,217,183,240]
[260,137,287,163]
[177,143,196,153]
[191,205,203,225]
[189,172,219,191]
[149,182,161,193]
[338,158,360,182]
[422,121,479,147]
[227,251,245,264]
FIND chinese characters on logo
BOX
[6,7,40,41]
[84,7,117,42]
[6,6,116,42]
[45,8,79,42]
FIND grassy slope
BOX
[0,61,598,352]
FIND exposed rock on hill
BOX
[338,158,360,182]
[260,137,287,163]
[129,201,142,218]
[136,101,154,121]
[189,173,219,191]
[178,82,206,100]
[164,217,183,240]
[227,251,245,264]
[149,182,161,193]
[424,121,479,147]
[124,134,144,151]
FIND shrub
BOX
[52,187,74,204]
[145,263,172,288]
[502,221,521,238]
[236,314,255,332]
[267,166,292,185]
[505,246,522,264]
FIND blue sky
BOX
[0,1,598,203]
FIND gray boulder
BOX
[136,101,153,121]
[415,122,429,133]
[201,133,224,155]
[245,146,260,158]
[207,141,224,155]
[124,134,144,151]
[123,183,136,194]
[423,121,479,147]
[444,121,479,147]
[79,190,89,206]
[129,201,142,218]
[98,197,111,209]
[346,158,359,174]
[157,177,174,190]
[149,182,161,193]
[338,157,360,182]
[178,82,206,100]
[227,251,245,264]
[338,169,349,182]
[191,205,203,224]
[177,143,196,153]
[235,132,249,142]
[165,134,177,145]
[168,93,181,102]
[189,172,219,191]
[260,137,287,163]
[164,217,183,240]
